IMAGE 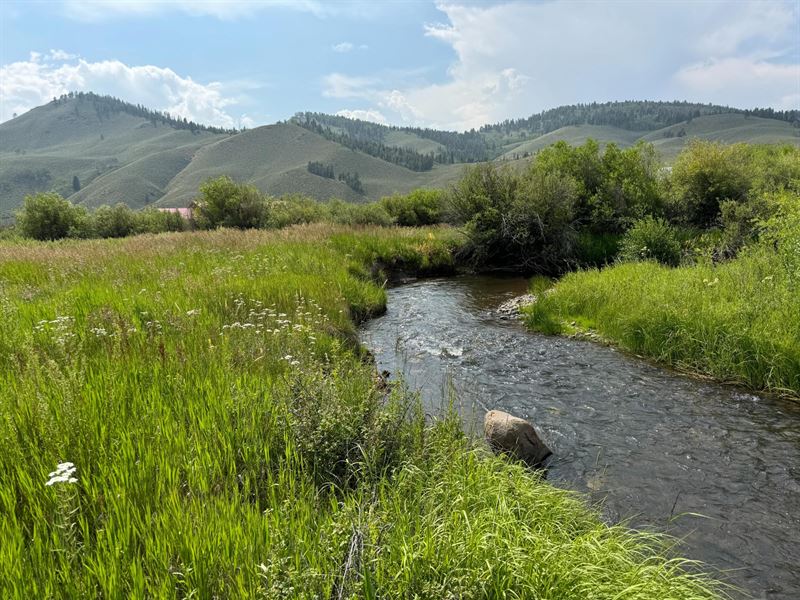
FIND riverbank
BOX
[0,225,722,598]
[524,247,800,399]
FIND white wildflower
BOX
[46,462,78,487]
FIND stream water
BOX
[359,275,800,599]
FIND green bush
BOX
[93,203,136,238]
[266,195,325,229]
[618,217,682,267]
[194,176,269,229]
[447,162,519,264]
[16,192,85,241]
[447,162,579,271]
[573,232,621,267]
[504,170,578,272]
[381,189,444,226]
[529,140,663,233]
[327,199,393,227]
[669,141,750,228]
[761,191,800,288]
[132,208,187,234]
[0,225,19,241]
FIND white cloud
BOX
[322,73,378,99]
[332,42,355,53]
[674,58,800,110]
[48,49,78,61]
[0,54,247,126]
[62,0,326,21]
[59,0,382,22]
[324,0,799,131]
[335,109,387,124]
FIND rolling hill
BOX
[1,94,798,222]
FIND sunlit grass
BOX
[0,225,723,598]
[525,248,800,397]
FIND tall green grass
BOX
[525,247,800,397]
[0,225,722,598]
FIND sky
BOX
[0,0,798,131]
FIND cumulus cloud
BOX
[0,52,247,126]
[324,0,799,131]
[332,42,355,53]
[335,109,387,124]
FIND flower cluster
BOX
[220,295,329,341]
[46,462,78,486]
[34,315,76,345]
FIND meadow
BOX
[0,225,722,598]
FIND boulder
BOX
[484,409,552,467]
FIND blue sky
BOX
[1,1,798,130]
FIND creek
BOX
[359,275,800,599]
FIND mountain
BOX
[1,94,798,222]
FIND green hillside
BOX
[1,94,797,223]
[644,113,800,160]
[498,125,643,159]
[0,94,224,220]
[497,114,799,161]
[156,122,462,207]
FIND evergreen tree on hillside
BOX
[72,176,81,192]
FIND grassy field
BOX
[0,225,722,598]
[525,246,800,397]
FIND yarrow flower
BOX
[46,462,78,486]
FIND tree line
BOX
[294,115,436,171]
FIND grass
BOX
[0,224,723,598]
[524,248,800,397]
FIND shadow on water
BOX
[359,275,800,600]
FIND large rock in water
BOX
[484,409,552,467]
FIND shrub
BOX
[266,195,326,229]
[381,189,444,226]
[447,162,518,264]
[528,140,663,233]
[504,170,578,272]
[92,203,136,238]
[447,162,578,271]
[194,176,269,229]
[618,217,682,267]
[670,141,750,228]
[327,200,393,226]
[761,191,800,288]
[573,232,621,267]
[0,225,19,241]
[133,208,187,234]
[16,192,83,241]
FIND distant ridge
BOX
[46,91,238,135]
[1,95,798,222]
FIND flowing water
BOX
[359,276,800,599]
